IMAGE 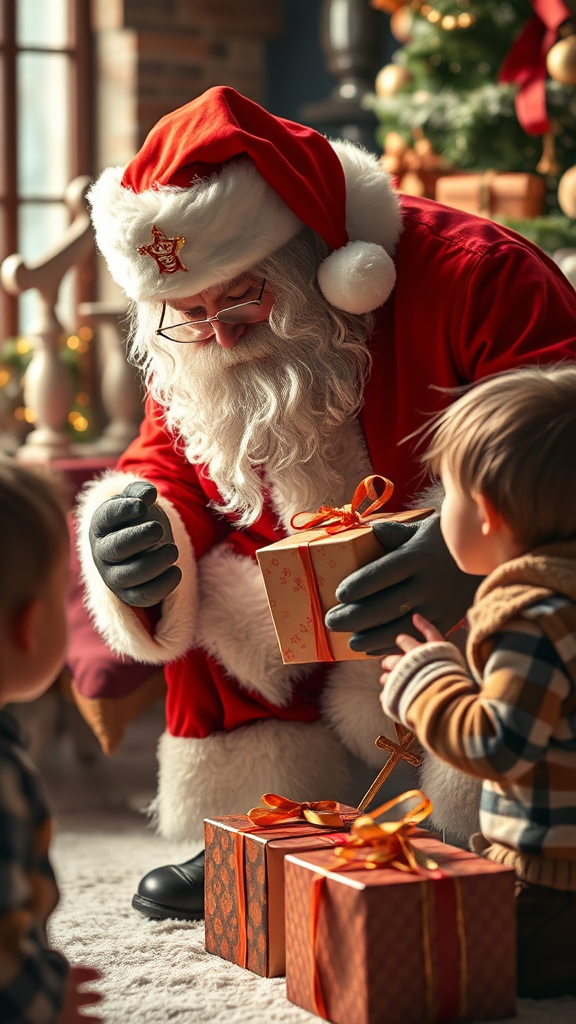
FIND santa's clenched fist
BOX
[89,480,181,607]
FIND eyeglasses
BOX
[156,277,268,344]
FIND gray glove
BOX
[324,514,482,656]
[89,480,182,607]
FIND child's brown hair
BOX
[422,364,576,549]
[0,455,69,616]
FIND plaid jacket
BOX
[382,543,576,889]
[0,709,68,1023]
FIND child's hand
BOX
[380,613,445,688]
[59,966,103,1023]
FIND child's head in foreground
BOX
[422,364,576,577]
[0,454,69,707]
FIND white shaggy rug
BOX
[30,700,576,1024]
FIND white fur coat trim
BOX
[150,719,354,842]
[75,470,197,664]
[196,545,311,707]
[321,659,399,769]
[419,753,482,844]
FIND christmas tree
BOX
[369,0,576,230]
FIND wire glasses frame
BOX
[156,277,268,344]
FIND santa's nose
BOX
[211,320,246,349]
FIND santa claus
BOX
[77,86,576,921]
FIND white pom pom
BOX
[317,241,396,314]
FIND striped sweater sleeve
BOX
[381,617,572,781]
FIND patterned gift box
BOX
[256,476,433,665]
[285,836,516,1024]
[204,805,357,978]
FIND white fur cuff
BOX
[150,719,353,842]
[75,470,198,664]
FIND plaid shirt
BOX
[0,709,68,1023]
[383,549,576,887]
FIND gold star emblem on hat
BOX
[137,224,188,275]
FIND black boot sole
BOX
[132,893,204,922]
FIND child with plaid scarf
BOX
[0,456,102,1023]
[380,364,576,999]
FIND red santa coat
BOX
[77,196,576,841]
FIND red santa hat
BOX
[88,86,401,314]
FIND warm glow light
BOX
[14,407,36,423]
[76,391,90,407]
[442,14,457,29]
[427,9,441,23]
[78,325,93,342]
[0,369,9,387]
[67,335,80,350]
[457,12,474,27]
[16,337,32,354]
[68,411,89,432]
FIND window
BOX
[0,0,93,337]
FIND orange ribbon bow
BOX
[332,789,438,874]
[290,474,394,535]
[247,793,345,828]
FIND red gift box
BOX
[285,835,516,1024]
[204,801,357,977]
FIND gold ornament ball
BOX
[390,7,413,43]
[558,165,576,218]
[375,64,413,97]
[546,35,576,85]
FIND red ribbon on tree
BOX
[499,0,571,135]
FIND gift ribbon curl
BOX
[290,474,394,535]
[332,789,438,873]
[247,793,345,828]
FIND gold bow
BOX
[247,793,345,828]
[333,789,438,873]
[290,474,394,535]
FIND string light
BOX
[68,410,89,432]
[411,1,476,29]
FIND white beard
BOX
[144,315,372,527]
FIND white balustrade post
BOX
[77,302,142,455]
[0,175,93,461]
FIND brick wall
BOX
[92,0,284,301]
[93,0,284,169]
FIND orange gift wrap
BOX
[256,476,433,664]
[204,796,358,977]
[435,171,545,220]
[285,792,516,1024]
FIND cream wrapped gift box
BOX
[256,476,434,665]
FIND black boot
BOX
[132,849,205,921]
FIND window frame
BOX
[0,0,94,338]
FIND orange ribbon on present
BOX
[290,474,394,535]
[308,791,470,1023]
[247,793,345,828]
[331,789,438,873]
[289,475,394,661]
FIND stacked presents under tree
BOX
[202,476,517,1023]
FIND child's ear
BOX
[474,493,504,537]
[11,599,42,653]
